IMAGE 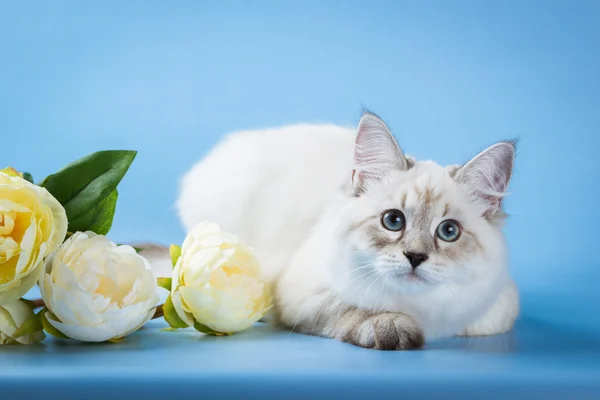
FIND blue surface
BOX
[3,316,600,399]
[1,1,599,397]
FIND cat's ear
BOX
[455,141,516,215]
[353,112,408,193]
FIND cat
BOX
[171,111,519,350]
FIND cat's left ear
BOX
[353,112,409,193]
[455,141,516,215]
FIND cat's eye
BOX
[381,209,405,232]
[436,220,461,242]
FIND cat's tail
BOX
[134,243,172,278]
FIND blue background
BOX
[1,2,599,396]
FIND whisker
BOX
[310,268,379,336]
[356,269,387,309]
[309,292,337,336]
[332,269,382,325]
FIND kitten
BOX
[174,112,519,350]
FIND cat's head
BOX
[336,112,515,297]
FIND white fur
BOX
[177,120,518,342]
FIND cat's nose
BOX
[404,252,428,268]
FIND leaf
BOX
[22,172,34,183]
[67,188,118,235]
[12,308,44,339]
[41,150,136,221]
[169,244,182,267]
[40,308,69,339]
[193,321,229,336]
[108,337,124,343]
[163,295,188,329]
[157,277,172,291]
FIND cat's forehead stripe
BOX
[420,186,443,207]
[402,183,445,215]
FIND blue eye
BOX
[436,220,461,242]
[381,209,405,232]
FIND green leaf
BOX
[67,188,118,235]
[41,150,136,221]
[163,295,188,329]
[193,321,229,336]
[169,244,182,267]
[40,308,69,339]
[12,308,44,339]
[157,277,172,291]
[22,172,34,183]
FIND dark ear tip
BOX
[495,140,517,160]
[503,138,519,152]
[360,108,382,121]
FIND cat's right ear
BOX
[454,141,516,216]
[353,112,408,193]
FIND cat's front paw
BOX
[339,312,424,350]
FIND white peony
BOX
[169,221,271,334]
[0,299,45,345]
[40,232,159,342]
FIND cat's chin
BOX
[397,271,427,283]
[386,274,433,293]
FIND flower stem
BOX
[152,305,164,320]
[31,298,45,308]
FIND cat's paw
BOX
[340,312,424,350]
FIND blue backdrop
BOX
[2,1,598,333]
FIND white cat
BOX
[174,112,519,350]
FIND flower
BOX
[0,167,67,304]
[0,299,45,344]
[169,221,272,334]
[40,232,159,342]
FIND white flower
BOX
[169,221,271,334]
[40,232,159,342]
[0,168,67,304]
[0,299,44,345]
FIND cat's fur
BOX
[174,112,519,350]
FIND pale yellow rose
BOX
[0,299,45,345]
[170,221,272,334]
[0,168,67,304]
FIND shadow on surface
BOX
[427,315,600,359]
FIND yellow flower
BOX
[0,299,45,344]
[170,221,272,334]
[0,168,67,304]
